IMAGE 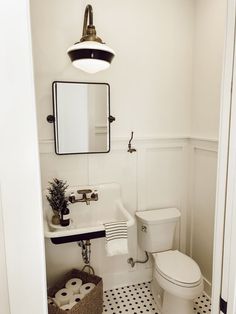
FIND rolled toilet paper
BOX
[80,283,96,295]
[47,297,58,307]
[60,302,77,311]
[47,297,54,305]
[65,278,82,294]
[55,288,73,306]
[70,293,85,303]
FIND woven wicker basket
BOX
[48,269,103,314]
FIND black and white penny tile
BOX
[103,282,159,314]
[194,293,211,314]
[103,282,211,314]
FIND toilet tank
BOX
[136,208,181,253]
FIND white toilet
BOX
[136,208,203,314]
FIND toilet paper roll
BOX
[60,302,77,311]
[80,283,96,295]
[55,288,73,306]
[47,298,54,305]
[47,297,58,307]
[65,278,83,294]
[70,293,85,303]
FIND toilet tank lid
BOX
[136,208,180,224]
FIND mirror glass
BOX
[52,81,110,154]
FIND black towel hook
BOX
[127,131,137,153]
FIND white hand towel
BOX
[104,221,128,256]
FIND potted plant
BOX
[46,178,69,225]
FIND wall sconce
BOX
[67,4,115,74]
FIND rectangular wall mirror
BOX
[52,81,111,155]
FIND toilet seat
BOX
[153,250,202,288]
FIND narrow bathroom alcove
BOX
[29,0,227,313]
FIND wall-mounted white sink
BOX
[43,183,134,242]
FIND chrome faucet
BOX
[68,189,98,205]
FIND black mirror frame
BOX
[49,81,114,155]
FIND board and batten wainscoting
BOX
[189,138,218,296]
[40,136,217,294]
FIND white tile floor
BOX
[103,282,211,314]
[194,293,211,314]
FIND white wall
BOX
[189,0,227,295]
[30,0,194,140]
[0,1,48,313]
[30,0,226,293]
[30,0,195,288]
[188,139,218,296]
[191,0,227,139]
[40,137,189,288]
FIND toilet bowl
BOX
[136,208,204,314]
[152,250,203,314]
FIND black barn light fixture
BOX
[67,4,115,74]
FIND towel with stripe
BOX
[104,221,128,256]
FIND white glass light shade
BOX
[67,41,115,74]
[72,59,110,74]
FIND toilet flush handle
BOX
[141,225,147,232]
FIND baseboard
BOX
[203,277,212,298]
[102,268,152,291]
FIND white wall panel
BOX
[190,0,226,297]
[145,146,188,251]
[40,137,218,291]
[40,138,190,289]
[190,140,218,296]
[146,147,184,210]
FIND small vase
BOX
[51,213,60,225]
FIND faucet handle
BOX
[77,189,92,195]
[91,190,98,201]
[68,192,76,203]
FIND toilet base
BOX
[162,291,194,314]
[151,279,163,312]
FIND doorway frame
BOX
[211,0,236,313]
[0,0,47,314]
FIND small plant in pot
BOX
[46,178,70,226]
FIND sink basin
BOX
[43,183,134,242]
